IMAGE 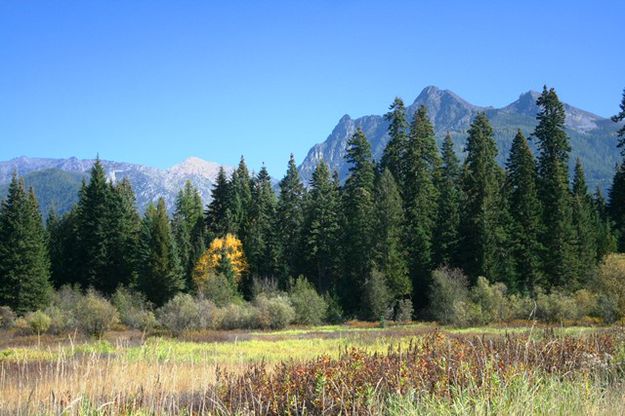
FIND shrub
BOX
[535,289,577,323]
[196,296,218,329]
[324,294,345,324]
[288,276,327,325]
[74,290,119,338]
[112,286,156,331]
[574,289,598,319]
[253,294,295,330]
[46,284,83,333]
[429,267,470,325]
[395,299,413,322]
[201,272,241,307]
[363,269,392,321]
[157,293,201,336]
[469,277,509,324]
[595,254,625,321]
[0,306,16,330]
[217,303,257,330]
[25,310,51,335]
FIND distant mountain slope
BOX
[299,86,621,192]
[0,156,230,214]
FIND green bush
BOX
[363,269,392,321]
[324,293,345,324]
[157,293,201,336]
[253,294,295,330]
[429,267,470,326]
[595,254,625,321]
[0,306,16,330]
[469,277,510,324]
[74,290,119,338]
[25,310,51,335]
[535,289,578,323]
[394,299,413,322]
[217,303,257,330]
[112,286,156,331]
[46,284,83,333]
[288,276,327,325]
[201,272,241,307]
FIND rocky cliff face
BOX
[298,86,620,191]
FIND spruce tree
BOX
[533,86,577,288]
[594,188,617,260]
[341,128,376,315]
[229,156,253,237]
[104,178,140,292]
[571,159,598,285]
[459,113,512,283]
[380,97,409,185]
[373,168,411,302]
[47,207,80,288]
[137,198,184,306]
[173,180,206,287]
[433,133,462,268]
[75,158,112,291]
[505,130,544,292]
[275,154,306,285]
[303,161,341,294]
[206,167,233,238]
[246,166,277,278]
[403,106,440,311]
[0,174,52,314]
[609,89,625,251]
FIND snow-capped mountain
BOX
[0,156,230,214]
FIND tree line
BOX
[2,86,625,320]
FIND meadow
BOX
[2,323,625,415]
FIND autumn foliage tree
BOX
[193,234,247,292]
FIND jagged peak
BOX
[168,156,222,177]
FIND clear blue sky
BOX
[1,1,623,176]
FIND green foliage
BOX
[381,97,409,185]
[433,133,462,267]
[111,286,156,331]
[200,272,240,307]
[429,267,470,325]
[253,294,295,330]
[505,129,544,292]
[363,269,392,321]
[403,106,440,311]
[157,293,207,336]
[324,293,345,324]
[594,254,625,322]
[288,276,327,325]
[205,166,234,238]
[0,174,52,314]
[395,299,413,322]
[0,305,16,329]
[25,310,51,335]
[611,88,625,150]
[534,86,577,288]
[275,154,306,285]
[571,159,599,284]
[136,198,185,306]
[74,290,119,338]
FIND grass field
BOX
[1,323,624,415]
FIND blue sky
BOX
[1,1,623,176]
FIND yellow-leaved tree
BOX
[193,234,247,290]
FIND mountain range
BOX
[1,86,622,215]
[0,156,229,214]
[299,86,621,192]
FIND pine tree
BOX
[505,130,544,292]
[380,97,409,185]
[609,89,625,251]
[173,180,206,287]
[246,166,277,278]
[303,161,341,294]
[611,88,625,150]
[229,156,253,237]
[206,167,233,238]
[75,158,112,291]
[571,159,598,285]
[433,133,462,268]
[104,178,140,293]
[47,207,80,288]
[373,168,411,301]
[0,174,52,314]
[533,86,577,288]
[137,198,184,306]
[341,128,376,315]
[403,106,440,311]
[275,154,306,285]
[594,188,617,260]
[460,113,512,283]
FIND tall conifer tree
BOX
[246,166,277,278]
[571,159,598,285]
[609,89,625,250]
[505,130,544,292]
[533,86,577,288]
[137,198,184,306]
[173,180,206,287]
[341,128,376,315]
[206,167,233,239]
[275,154,305,284]
[403,106,440,311]
[433,133,462,268]
[0,175,52,313]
